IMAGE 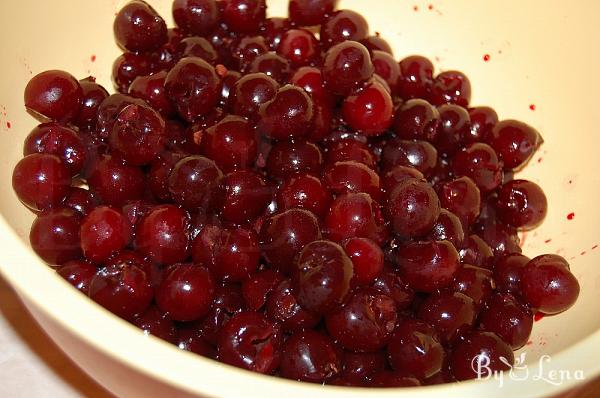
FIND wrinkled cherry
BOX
[266,279,321,332]
[199,283,247,345]
[242,269,284,311]
[372,269,414,310]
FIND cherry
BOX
[289,0,338,26]
[426,209,465,249]
[221,0,267,34]
[74,77,109,131]
[320,10,369,48]
[325,192,389,245]
[381,166,425,193]
[395,240,460,293]
[429,70,471,107]
[452,143,503,194]
[322,41,374,96]
[221,170,272,224]
[372,270,414,310]
[168,155,223,210]
[200,115,257,172]
[291,66,333,104]
[24,70,82,123]
[80,206,132,263]
[435,104,471,156]
[266,279,321,332]
[172,0,220,36]
[30,208,82,265]
[165,57,220,123]
[249,52,292,83]
[259,208,321,274]
[488,120,542,170]
[450,265,495,309]
[258,85,314,140]
[418,291,476,344]
[261,17,291,50]
[325,139,376,169]
[88,261,153,320]
[437,176,481,227]
[266,140,323,179]
[280,330,341,383]
[449,331,514,381]
[12,153,71,212]
[276,173,332,218]
[232,36,269,69]
[148,152,186,203]
[242,269,284,311]
[479,292,533,350]
[495,179,547,229]
[467,106,498,143]
[323,160,382,201]
[24,123,87,176]
[230,72,279,119]
[133,306,176,343]
[343,237,383,286]
[387,319,444,379]
[219,70,241,106]
[385,178,440,239]
[494,253,530,293]
[87,155,145,207]
[217,311,281,374]
[342,80,393,136]
[326,287,397,352]
[398,55,434,100]
[199,283,246,345]
[129,71,175,117]
[342,351,386,383]
[176,328,216,358]
[105,250,162,288]
[277,29,320,67]
[114,0,167,52]
[393,99,440,141]
[381,138,438,177]
[520,255,579,314]
[135,205,190,265]
[474,218,522,258]
[177,37,219,64]
[112,52,151,94]
[156,263,215,321]
[56,260,97,295]
[95,93,147,139]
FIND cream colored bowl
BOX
[0,0,598,397]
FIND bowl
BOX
[0,0,599,397]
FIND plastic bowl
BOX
[0,0,598,397]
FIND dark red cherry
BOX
[133,306,176,343]
[231,36,269,69]
[277,29,320,67]
[80,206,131,264]
[426,209,465,249]
[398,55,434,100]
[435,104,471,156]
[75,77,109,130]
[114,0,167,52]
[221,0,267,34]
[289,0,338,26]
[293,240,353,315]
[199,283,247,345]
[520,255,579,314]
[176,37,219,64]
[323,161,382,201]
[176,328,216,358]
[371,51,400,93]
[135,205,190,265]
[467,106,498,143]
[30,208,82,265]
[260,209,321,274]
[342,80,393,136]
[266,279,321,332]
[479,292,533,350]
[230,72,279,119]
[12,153,71,212]
[381,138,438,177]
[276,173,332,218]
[64,187,98,217]
[488,120,542,170]
[450,265,495,309]
[168,155,223,210]
[148,152,186,203]
[129,71,175,117]
[474,218,522,258]
[437,176,481,227]
[87,155,145,207]
[217,311,281,374]
[418,291,476,344]
[24,123,87,176]
[449,331,514,381]
[341,351,386,383]
[258,85,314,141]
[260,17,291,50]
[95,93,147,139]
[393,99,440,141]
[381,166,425,193]
[242,269,284,311]
[343,237,383,286]
[280,330,341,383]
[249,52,292,83]
[291,66,333,104]
[372,270,414,310]
[266,140,323,180]
[429,70,471,107]
[24,70,82,123]
[200,115,257,172]
[156,263,215,321]
[494,253,530,293]
[495,179,547,229]
[56,260,97,295]
[325,139,376,169]
[222,170,272,224]
[105,250,162,288]
[320,10,369,48]
[322,41,374,96]
[172,0,220,36]
[452,143,503,194]
[387,319,444,379]
[112,52,151,94]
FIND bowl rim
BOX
[1,213,598,398]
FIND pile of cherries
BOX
[12,0,580,387]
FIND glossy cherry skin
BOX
[280,330,341,383]
[322,41,374,96]
[242,269,284,311]
[426,209,465,249]
[266,279,321,332]
[219,70,241,106]
[192,225,260,282]
[147,152,186,203]
[176,37,219,64]
[429,70,471,107]
[30,208,82,265]
[371,51,400,92]
[258,85,314,140]
[231,36,269,69]
[488,119,542,170]
[172,0,220,36]
[520,254,579,314]
[168,155,223,210]
[341,351,386,383]
[128,71,175,117]
[450,265,495,309]
[95,93,147,139]
[398,55,434,100]
[277,29,320,67]
[393,99,440,141]
[105,250,162,289]
[449,331,514,381]
[24,123,87,176]
[88,261,153,321]
[418,291,476,344]
[176,328,216,358]
[75,77,110,130]
[291,66,333,104]
[249,52,292,83]
[325,139,376,169]
[437,176,481,228]
[343,237,384,286]
[260,208,321,274]
[452,143,503,194]
[474,216,522,258]
[479,292,533,350]
[87,155,145,207]
[326,287,397,352]
[381,166,425,193]
[387,319,444,379]
[260,17,291,50]
[382,138,438,177]
[494,253,530,293]
[342,80,393,136]
[293,240,353,315]
[324,161,382,201]
[289,0,338,26]
[495,179,547,229]
[435,104,471,156]
[135,205,190,265]
[133,306,176,343]
[24,70,82,123]
[12,153,71,212]
[372,269,414,310]
[198,283,246,345]
[200,115,257,172]
[385,178,440,239]
[395,240,460,293]
[221,170,272,224]
[325,192,388,245]
[156,263,215,321]
[80,206,131,264]
[222,0,266,34]
[112,52,151,94]
[165,57,220,123]
[56,260,97,295]
[467,106,498,143]
[114,0,167,52]
[217,311,281,374]
[266,140,323,180]
[229,72,279,119]
[320,10,369,48]
[276,173,332,218]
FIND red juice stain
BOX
[567,212,575,220]
[544,239,552,244]
[537,156,543,163]
[580,251,587,256]
[215,64,228,77]
[526,340,533,346]
[6,121,11,129]
[592,244,598,250]
[529,104,536,111]
[483,54,491,62]
[534,313,545,322]
[428,4,434,10]
[413,5,419,11]
[90,55,97,62]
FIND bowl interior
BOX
[0,0,599,396]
